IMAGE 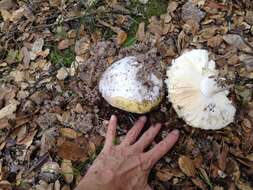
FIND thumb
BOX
[145,185,153,190]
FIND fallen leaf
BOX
[223,34,248,50]
[61,160,74,184]
[239,54,253,72]
[40,128,58,155]
[167,1,178,13]
[178,155,196,177]
[236,179,252,190]
[207,35,223,48]
[30,38,44,60]
[191,178,208,190]
[11,6,25,22]
[136,22,145,42]
[10,70,25,82]
[116,30,127,45]
[0,0,15,11]
[57,136,89,161]
[75,37,90,55]
[181,1,205,23]
[29,91,50,105]
[20,47,30,68]
[0,180,12,190]
[218,144,229,171]
[156,168,174,181]
[6,49,22,64]
[17,129,37,148]
[0,118,10,129]
[0,9,12,21]
[60,128,78,139]
[245,11,253,25]
[205,1,227,10]
[56,67,69,80]
[58,39,70,50]
[0,99,19,119]
[235,85,252,103]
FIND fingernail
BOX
[139,116,147,122]
[171,129,179,136]
[110,115,116,121]
[152,123,161,128]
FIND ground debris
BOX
[0,0,252,189]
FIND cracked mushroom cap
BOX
[165,49,236,130]
[99,56,163,113]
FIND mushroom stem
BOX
[200,77,227,97]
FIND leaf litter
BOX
[0,0,253,189]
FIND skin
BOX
[75,115,179,190]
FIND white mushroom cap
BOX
[99,56,163,113]
[165,49,236,130]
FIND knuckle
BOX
[139,155,152,171]
[145,130,154,139]
[128,129,137,138]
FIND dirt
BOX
[0,0,253,189]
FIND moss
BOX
[125,0,168,45]
[49,47,75,68]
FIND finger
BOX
[104,115,117,150]
[120,116,147,146]
[131,123,162,152]
[144,185,153,190]
[144,129,179,166]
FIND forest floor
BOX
[0,0,253,189]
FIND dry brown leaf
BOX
[30,91,50,105]
[20,47,30,68]
[136,22,145,42]
[58,39,71,50]
[116,30,127,45]
[57,136,89,161]
[50,0,61,7]
[178,155,196,177]
[16,126,27,143]
[245,11,253,25]
[156,168,174,181]
[181,1,205,23]
[0,180,12,190]
[0,118,11,129]
[218,143,229,171]
[236,179,252,190]
[207,35,223,48]
[205,1,227,10]
[60,128,78,139]
[17,129,37,148]
[30,38,44,60]
[0,9,12,21]
[167,1,178,13]
[56,68,69,80]
[223,34,248,50]
[191,178,207,190]
[61,160,74,184]
[75,37,90,55]
[0,99,19,119]
[0,0,15,11]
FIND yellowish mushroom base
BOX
[105,96,163,114]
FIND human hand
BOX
[75,115,179,190]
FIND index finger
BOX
[144,129,179,166]
[104,115,117,150]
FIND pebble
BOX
[56,68,68,80]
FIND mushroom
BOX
[99,56,164,113]
[165,49,236,130]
